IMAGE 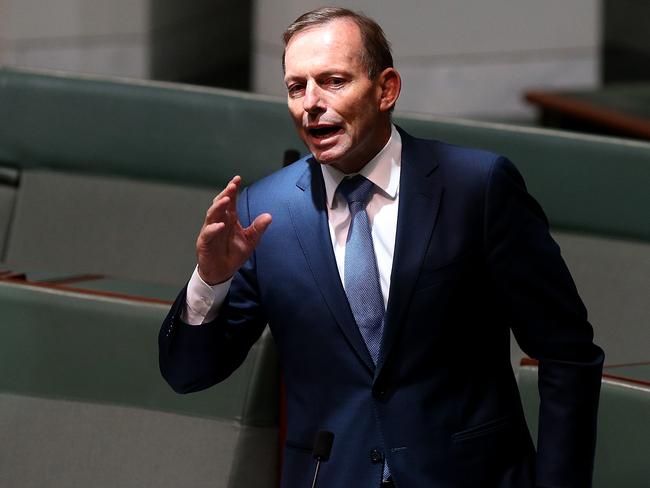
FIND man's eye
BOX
[327,78,345,87]
[287,84,304,97]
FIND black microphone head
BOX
[283,149,301,167]
[312,430,335,461]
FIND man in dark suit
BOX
[159,7,604,487]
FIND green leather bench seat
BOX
[518,362,650,488]
[0,281,279,488]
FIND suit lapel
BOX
[288,159,375,373]
[376,130,444,376]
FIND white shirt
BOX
[183,125,402,324]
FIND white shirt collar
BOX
[320,124,402,209]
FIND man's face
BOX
[283,19,391,173]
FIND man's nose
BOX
[303,84,325,114]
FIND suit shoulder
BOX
[405,133,511,189]
[424,137,504,174]
[244,155,310,194]
[238,155,316,217]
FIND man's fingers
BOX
[244,213,273,245]
[210,176,242,225]
[213,176,240,203]
[198,222,226,245]
[225,177,241,220]
[204,196,230,225]
[212,176,241,204]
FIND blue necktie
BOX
[339,175,392,483]
[338,175,385,365]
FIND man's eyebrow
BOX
[285,69,351,82]
[284,73,305,84]
[317,69,350,78]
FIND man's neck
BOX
[330,121,393,174]
[320,124,401,209]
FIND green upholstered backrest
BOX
[0,185,15,260]
[4,169,217,285]
[0,281,279,425]
[0,166,19,261]
[518,364,650,488]
[550,231,650,365]
[396,116,650,242]
[1,66,649,242]
[1,392,279,488]
[0,67,303,187]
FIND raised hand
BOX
[196,176,272,285]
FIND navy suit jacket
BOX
[160,129,604,488]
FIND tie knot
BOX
[337,175,375,205]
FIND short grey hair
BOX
[282,6,393,80]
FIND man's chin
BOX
[308,146,358,173]
[310,149,341,166]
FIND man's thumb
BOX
[247,213,273,244]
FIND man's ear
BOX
[377,68,401,112]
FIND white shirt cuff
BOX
[181,266,232,325]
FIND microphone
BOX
[283,149,301,167]
[311,430,334,488]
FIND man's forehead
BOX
[296,17,360,39]
[284,18,364,71]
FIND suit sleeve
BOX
[158,186,269,394]
[483,157,604,488]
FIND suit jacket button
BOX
[369,449,384,464]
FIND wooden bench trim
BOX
[524,90,650,140]
[0,277,173,305]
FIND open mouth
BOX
[307,125,343,140]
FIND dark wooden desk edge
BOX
[0,276,173,306]
[524,90,650,140]
[520,357,650,388]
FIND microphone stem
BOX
[311,459,321,488]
